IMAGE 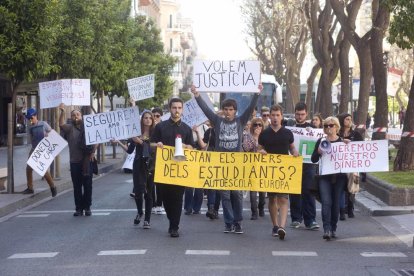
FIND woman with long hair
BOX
[311,116,347,240]
[242,117,266,220]
[337,113,363,219]
[113,110,155,229]
[311,113,323,128]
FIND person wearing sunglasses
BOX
[311,117,347,240]
[191,83,263,234]
[289,103,320,231]
[260,106,270,129]
[242,117,266,220]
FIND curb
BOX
[0,159,124,219]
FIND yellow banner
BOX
[154,146,303,194]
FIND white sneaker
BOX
[156,206,163,215]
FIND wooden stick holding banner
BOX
[320,140,389,175]
[26,130,68,176]
[126,74,155,101]
[39,79,90,109]
[193,60,261,93]
[83,107,141,145]
[154,146,303,194]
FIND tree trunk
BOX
[394,73,414,171]
[315,67,333,118]
[306,63,320,114]
[338,39,351,114]
[371,1,390,140]
[286,68,300,113]
[355,47,372,138]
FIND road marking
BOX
[17,214,50,218]
[91,213,111,216]
[97,250,147,256]
[185,250,230,255]
[272,251,318,257]
[8,252,59,259]
[361,252,407,258]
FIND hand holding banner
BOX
[26,130,68,176]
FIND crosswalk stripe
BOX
[97,250,147,256]
[185,250,230,255]
[17,214,50,218]
[91,213,111,216]
[361,252,407,257]
[272,251,318,257]
[8,252,59,259]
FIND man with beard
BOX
[59,104,96,217]
[150,98,194,237]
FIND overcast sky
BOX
[179,0,253,60]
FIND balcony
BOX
[166,24,183,33]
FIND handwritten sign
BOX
[286,127,325,163]
[122,150,135,170]
[126,74,155,101]
[39,79,90,108]
[193,60,260,93]
[26,130,68,176]
[181,94,214,127]
[83,107,141,145]
[154,146,303,194]
[320,140,388,175]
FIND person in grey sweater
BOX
[190,84,262,234]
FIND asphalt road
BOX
[0,171,413,276]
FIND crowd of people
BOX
[23,87,364,241]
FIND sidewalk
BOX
[0,144,125,218]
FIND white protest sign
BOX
[286,127,325,163]
[122,150,135,170]
[39,79,90,109]
[320,140,388,175]
[181,94,214,127]
[26,130,68,176]
[83,107,141,145]
[193,60,260,93]
[126,74,155,101]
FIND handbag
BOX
[347,172,360,194]
[92,157,98,175]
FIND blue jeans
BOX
[70,162,92,211]
[289,164,317,226]
[221,190,243,225]
[207,189,221,210]
[184,188,203,212]
[319,174,346,232]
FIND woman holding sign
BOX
[112,111,155,229]
[311,117,347,241]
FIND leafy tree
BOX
[0,0,61,186]
[385,0,414,170]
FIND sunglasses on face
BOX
[153,114,161,118]
[323,124,336,128]
[253,123,263,128]
[262,114,269,117]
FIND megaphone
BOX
[173,134,186,161]
[319,138,331,153]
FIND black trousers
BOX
[159,183,185,231]
[70,162,92,211]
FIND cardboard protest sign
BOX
[193,60,260,93]
[320,140,388,175]
[286,126,325,163]
[26,130,68,176]
[39,79,90,108]
[83,107,141,145]
[154,146,303,194]
[181,94,214,127]
[126,74,155,101]
[122,150,135,170]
